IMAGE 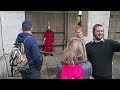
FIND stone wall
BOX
[0,11,25,57]
[82,11,110,42]
[108,11,120,55]
[0,55,10,79]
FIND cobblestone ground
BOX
[8,52,120,79]
[41,52,63,79]
[112,54,120,79]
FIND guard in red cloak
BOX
[43,26,54,56]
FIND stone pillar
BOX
[67,11,78,41]
[82,11,110,42]
[0,11,25,57]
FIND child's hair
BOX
[75,27,82,33]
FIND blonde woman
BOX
[56,37,93,79]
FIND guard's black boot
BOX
[44,53,48,56]
[50,53,53,56]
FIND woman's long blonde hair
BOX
[63,37,87,65]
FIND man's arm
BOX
[43,32,47,44]
[56,62,64,78]
[51,32,54,45]
[110,40,120,52]
[43,38,46,44]
[31,39,43,71]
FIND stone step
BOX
[7,76,22,79]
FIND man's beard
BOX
[95,38,101,40]
[94,35,103,40]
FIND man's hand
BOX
[43,38,46,44]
